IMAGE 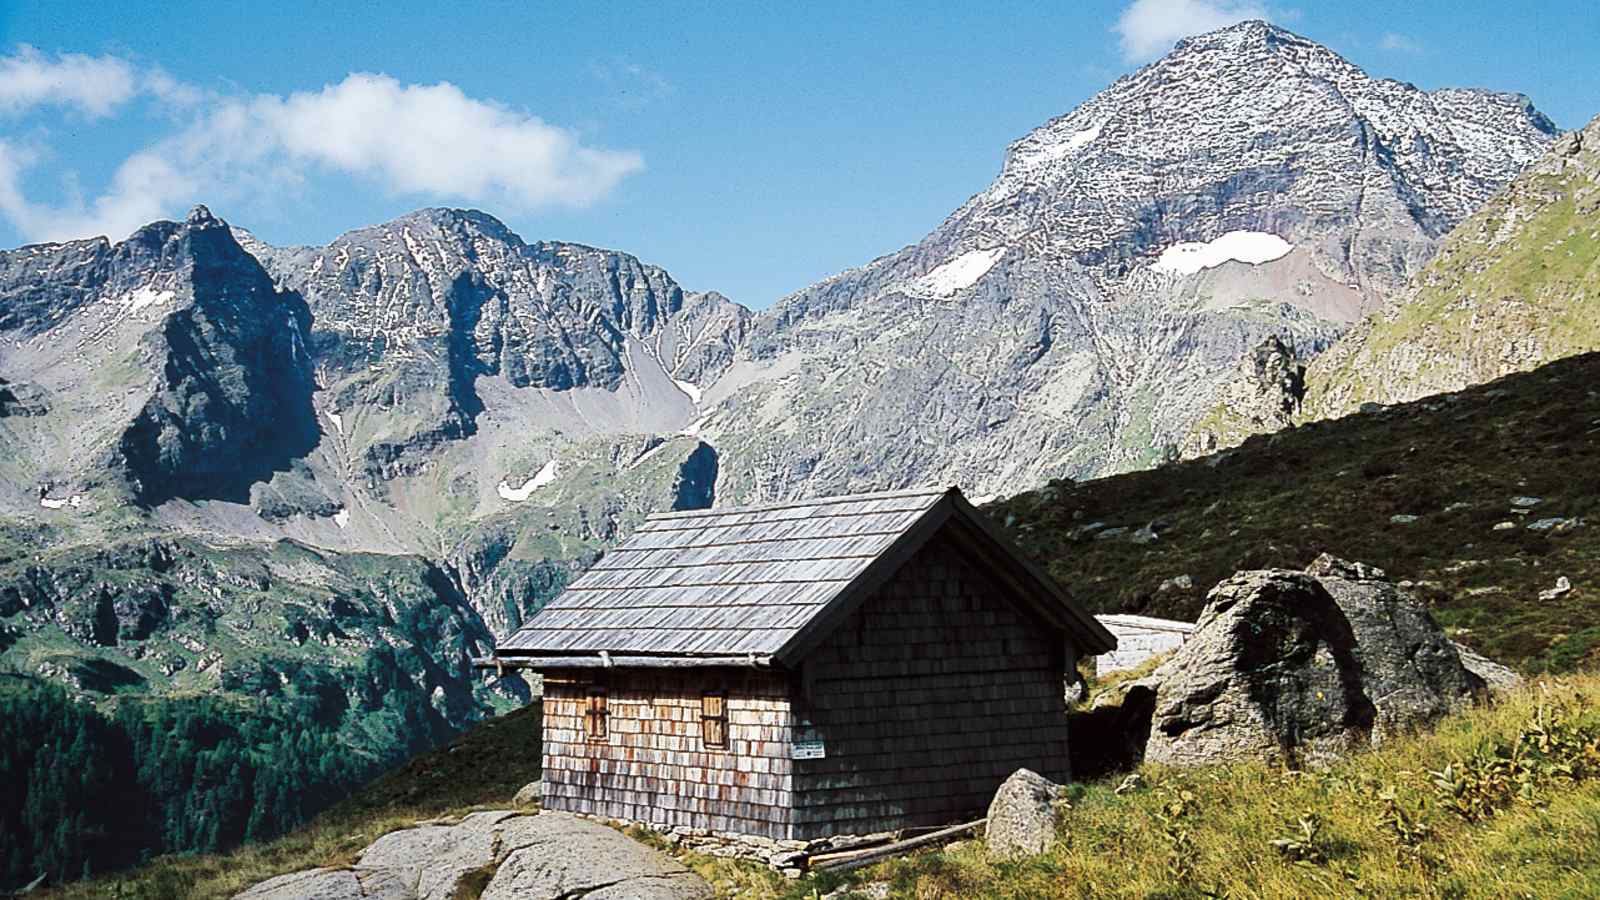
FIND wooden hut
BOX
[489,486,1115,840]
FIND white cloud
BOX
[0,67,645,244]
[0,46,138,118]
[1379,32,1423,54]
[1115,0,1271,62]
[0,136,201,243]
[256,74,643,208]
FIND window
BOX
[701,691,728,749]
[584,687,608,742]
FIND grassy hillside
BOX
[64,674,1600,899]
[1306,115,1600,418]
[793,673,1600,899]
[994,352,1600,674]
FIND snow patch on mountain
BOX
[119,286,175,313]
[673,379,702,404]
[908,248,1006,297]
[1151,232,1294,275]
[1063,121,1104,152]
[497,459,558,502]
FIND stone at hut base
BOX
[985,768,1066,859]
[512,780,542,808]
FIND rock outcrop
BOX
[985,768,1066,859]
[1139,556,1483,767]
[1179,335,1306,459]
[234,810,710,900]
[512,780,542,809]
[1452,641,1523,694]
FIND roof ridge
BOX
[645,485,952,521]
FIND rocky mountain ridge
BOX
[697,20,1557,499]
[1306,112,1600,416]
[0,207,319,508]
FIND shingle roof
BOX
[495,486,1114,667]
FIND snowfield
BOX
[1151,231,1294,275]
[120,286,175,313]
[497,459,559,501]
[673,379,702,404]
[909,248,1006,297]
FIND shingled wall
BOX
[790,536,1073,839]
[541,670,797,838]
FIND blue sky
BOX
[0,0,1594,308]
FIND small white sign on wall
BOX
[792,717,825,759]
[792,738,826,760]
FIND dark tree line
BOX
[0,671,457,891]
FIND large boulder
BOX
[1139,555,1483,768]
[985,768,1065,859]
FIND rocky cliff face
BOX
[240,209,746,485]
[1305,114,1600,417]
[697,20,1557,500]
[0,207,318,508]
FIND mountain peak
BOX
[968,17,1556,269]
[1174,18,1300,52]
[185,204,220,228]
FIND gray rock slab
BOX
[357,823,455,869]
[234,866,415,900]
[236,811,707,900]
[584,873,714,899]
[482,817,695,900]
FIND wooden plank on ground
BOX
[810,818,986,872]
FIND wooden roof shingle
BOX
[495,486,1115,667]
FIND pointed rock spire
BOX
[186,205,219,228]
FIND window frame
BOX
[583,686,609,743]
[700,689,728,750]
